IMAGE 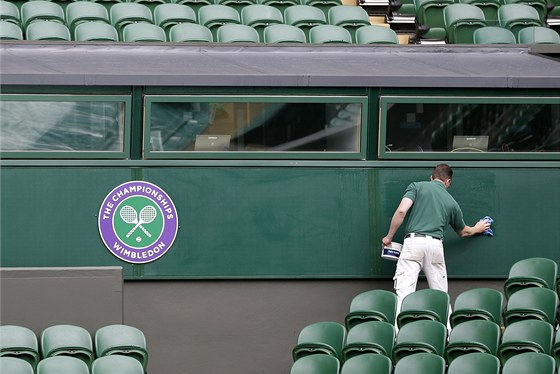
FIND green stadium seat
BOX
[518,26,560,43]
[393,352,446,374]
[110,3,153,34]
[94,325,148,370]
[257,0,298,14]
[502,352,555,374]
[396,289,450,329]
[40,325,94,367]
[449,287,504,328]
[169,0,213,15]
[169,22,213,41]
[198,4,241,39]
[91,355,144,374]
[327,5,370,43]
[497,4,542,41]
[340,353,392,374]
[344,290,398,330]
[392,320,447,363]
[551,330,560,368]
[0,1,21,26]
[443,4,487,44]
[473,25,516,43]
[284,5,326,39]
[154,4,197,35]
[241,4,283,40]
[504,257,557,299]
[447,352,501,374]
[300,0,342,18]
[501,0,547,22]
[445,320,501,364]
[342,320,395,361]
[414,0,455,43]
[123,23,166,41]
[74,22,119,41]
[0,20,23,40]
[289,354,340,374]
[355,25,398,44]
[503,287,558,327]
[308,24,351,43]
[0,325,39,370]
[217,23,259,42]
[263,23,306,42]
[65,2,109,32]
[498,319,554,365]
[25,20,70,40]
[458,0,500,24]
[21,1,65,29]
[214,0,256,15]
[37,356,90,374]
[292,321,346,362]
[0,357,34,374]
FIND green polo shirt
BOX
[403,180,466,239]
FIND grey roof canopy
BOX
[1,43,560,88]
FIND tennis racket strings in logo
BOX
[119,205,157,238]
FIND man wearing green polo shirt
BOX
[381,164,490,315]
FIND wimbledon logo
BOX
[98,181,178,264]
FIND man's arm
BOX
[458,220,491,237]
[382,197,413,246]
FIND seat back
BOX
[169,23,213,42]
[340,353,392,374]
[95,325,148,370]
[345,290,398,330]
[393,352,446,374]
[447,352,501,374]
[497,4,542,40]
[473,25,516,43]
[37,356,90,374]
[443,3,487,44]
[0,1,21,25]
[327,5,369,42]
[74,22,119,42]
[257,0,298,14]
[392,320,447,363]
[0,20,23,40]
[198,4,241,38]
[65,2,109,31]
[241,4,282,40]
[21,1,65,28]
[91,355,144,374]
[450,288,504,328]
[505,258,558,299]
[284,5,326,38]
[110,3,153,31]
[309,24,352,43]
[414,0,454,41]
[26,20,70,41]
[503,287,558,327]
[342,321,395,360]
[263,23,306,42]
[123,23,167,42]
[396,289,450,328]
[498,319,554,365]
[445,320,501,363]
[502,352,556,374]
[458,0,500,24]
[501,0,547,22]
[215,0,256,14]
[217,23,260,42]
[355,25,398,44]
[0,325,39,370]
[292,321,346,361]
[154,4,197,33]
[289,354,340,374]
[40,325,94,367]
[0,356,34,374]
[518,26,560,43]
[300,0,342,17]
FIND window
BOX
[379,96,560,160]
[144,95,367,159]
[0,95,131,158]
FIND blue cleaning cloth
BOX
[480,216,494,236]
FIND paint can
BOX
[381,242,402,261]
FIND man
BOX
[381,164,490,315]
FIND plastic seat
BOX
[0,21,23,40]
[396,289,450,329]
[518,26,560,43]
[74,22,119,41]
[0,325,39,370]
[65,2,109,32]
[473,25,516,43]
[309,24,351,43]
[123,23,167,42]
[217,23,259,42]
[300,0,342,18]
[551,330,560,367]
[94,325,148,370]
[257,0,298,14]
[445,320,501,364]
[498,319,554,365]
[91,355,144,374]
[502,352,555,374]
[503,287,558,327]
[292,321,346,362]
[154,4,197,34]
[37,356,90,374]
[21,1,65,29]
[284,5,326,39]
[447,352,501,374]
[443,4,487,44]
[169,23,213,41]
[214,0,256,15]
[504,258,557,299]
[355,25,398,44]
[458,0,500,25]
[449,288,504,328]
[340,353,392,374]
[289,354,340,374]
[392,320,447,363]
[241,4,283,40]
[26,21,71,41]
[327,5,370,43]
[170,0,213,15]
[0,357,34,374]
[110,3,153,33]
[345,290,398,331]
[393,352,446,374]
[497,4,542,41]
[40,325,94,367]
[501,0,547,22]
[414,0,455,43]
[0,1,21,26]
[342,321,395,360]
[198,4,241,39]
[263,23,306,42]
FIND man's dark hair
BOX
[432,163,453,181]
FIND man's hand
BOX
[382,236,393,247]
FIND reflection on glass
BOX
[0,100,124,152]
[385,102,560,153]
[148,101,362,152]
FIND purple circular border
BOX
[98,181,179,264]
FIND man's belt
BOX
[405,233,442,241]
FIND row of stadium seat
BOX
[0,324,147,372]
[0,355,144,374]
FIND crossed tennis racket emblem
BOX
[119,205,157,238]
